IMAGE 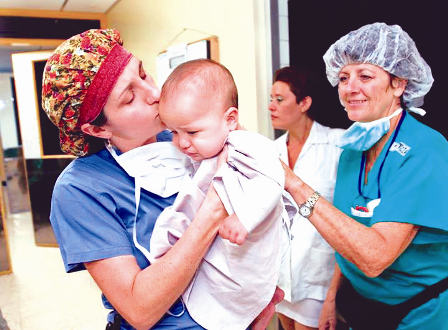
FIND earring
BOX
[106,138,113,150]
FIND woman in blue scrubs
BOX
[41,29,281,330]
[282,23,448,330]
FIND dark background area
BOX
[288,0,447,138]
[33,59,64,156]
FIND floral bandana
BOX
[41,29,132,156]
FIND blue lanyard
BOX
[358,111,407,198]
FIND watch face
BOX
[300,205,311,217]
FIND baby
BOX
[150,59,292,330]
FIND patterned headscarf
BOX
[42,29,132,156]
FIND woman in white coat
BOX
[269,66,345,330]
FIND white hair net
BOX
[323,22,434,109]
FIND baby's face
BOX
[159,91,235,161]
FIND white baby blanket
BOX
[149,130,292,330]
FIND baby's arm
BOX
[216,144,249,245]
[215,143,250,245]
[218,213,248,245]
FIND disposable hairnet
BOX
[323,22,434,109]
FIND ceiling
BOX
[0,0,120,72]
[0,0,119,13]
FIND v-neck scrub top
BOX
[334,113,448,329]
[50,132,206,330]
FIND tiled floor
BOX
[0,212,280,330]
[0,212,108,330]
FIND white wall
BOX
[278,0,290,68]
[107,0,273,138]
[0,73,19,151]
[11,51,53,159]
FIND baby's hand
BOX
[219,214,248,245]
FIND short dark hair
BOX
[274,66,317,102]
[273,66,318,119]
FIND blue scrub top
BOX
[50,131,206,329]
[334,113,448,329]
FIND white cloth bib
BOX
[107,141,193,261]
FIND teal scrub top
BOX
[334,112,448,329]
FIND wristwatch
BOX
[298,191,321,219]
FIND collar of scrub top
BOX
[106,142,191,261]
[107,141,191,198]
[358,110,407,199]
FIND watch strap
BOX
[306,191,321,208]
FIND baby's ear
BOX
[225,107,239,130]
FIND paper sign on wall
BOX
[156,39,209,88]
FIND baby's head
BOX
[160,59,239,161]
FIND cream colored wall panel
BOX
[253,0,274,139]
[107,0,273,137]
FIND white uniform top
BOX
[275,121,344,303]
[149,130,290,330]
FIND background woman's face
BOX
[338,63,400,123]
[269,81,303,130]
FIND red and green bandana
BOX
[42,28,132,156]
